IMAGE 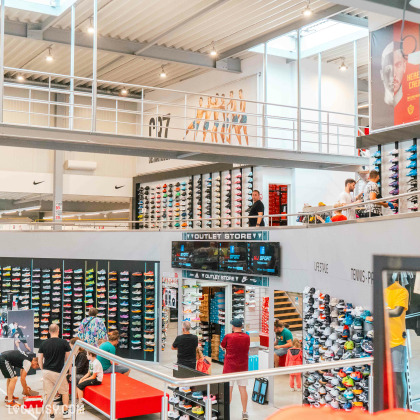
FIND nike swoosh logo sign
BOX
[115,185,124,189]
[33,181,45,185]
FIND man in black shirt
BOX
[248,190,265,227]
[38,324,71,419]
[0,350,39,407]
[172,321,198,370]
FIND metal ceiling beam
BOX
[330,0,420,25]
[5,19,241,73]
[329,13,368,28]
[218,4,348,60]
[0,124,368,172]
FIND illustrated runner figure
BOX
[238,89,249,146]
[202,97,212,142]
[219,94,227,144]
[211,94,220,143]
[184,97,205,141]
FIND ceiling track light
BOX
[17,74,25,82]
[302,1,312,17]
[209,42,218,57]
[121,87,128,95]
[46,47,54,62]
[160,66,167,78]
[87,18,94,34]
[339,60,348,71]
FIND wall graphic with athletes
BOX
[7,310,34,354]
[143,75,258,147]
[371,20,420,130]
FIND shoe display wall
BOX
[0,257,159,362]
[302,287,373,411]
[134,166,255,230]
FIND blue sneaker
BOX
[353,317,363,330]
[408,169,418,177]
[390,188,399,195]
[121,302,129,306]
[373,150,381,158]
[407,161,417,169]
[344,314,353,326]
[390,164,399,172]
[408,153,417,160]
[374,158,381,165]
[374,166,380,172]
[406,145,417,152]
[192,391,203,399]
[390,173,398,179]
[389,180,399,187]
[131,340,141,344]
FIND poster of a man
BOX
[12,322,32,353]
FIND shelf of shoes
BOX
[204,175,212,229]
[130,271,143,352]
[183,284,202,336]
[11,267,22,306]
[116,270,130,342]
[96,269,108,324]
[144,270,156,353]
[39,268,52,341]
[20,268,31,311]
[372,146,382,198]
[107,270,118,333]
[50,268,62,336]
[213,175,221,228]
[1,266,11,307]
[84,269,95,315]
[187,177,194,229]
[71,268,85,338]
[136,184,145,228]
[246,171,254,221]
[387,143,399,213]
[31,268,41,339]
[195,176,202,229]
[162,306,169,351]
[219,326,225,362]
[223,171,232,228]
[405,142,418,212]
[210,292,225,325]
[233,171,243,227]
[302,287,373,410]
[232,286,245,323]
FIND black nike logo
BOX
[115,185,124,189]
[33,181,45,185]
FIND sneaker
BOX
[406,145,417,153]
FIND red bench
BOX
[84,373,167,418]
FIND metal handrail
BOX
[37,340,373,420]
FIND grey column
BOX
[262,42,268,148]
[52,151,64,230]
[318,52,322,152]
[297,29,302,152]
[69,4,75,130]
[91,0,98,132]
[353,40,358,150]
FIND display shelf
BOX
[173,390,219,412]
[173,403,205,420]
[129,271,143,353]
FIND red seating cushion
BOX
[279,354,287,367]
[84,373,166,418]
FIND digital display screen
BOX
[249,242,280,276]
[218,242,249,273]
[172,241,219,270]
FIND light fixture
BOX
[302,1,312,16]
[209,42,218,57]
[87,18,94,34]
[1,205,41,215]
[410,0,420,9]
[111,209,129,214]
[121,87,128,95]
[339,60,348,71]
[159,66,167,78]
[17,74,25,82]
[46,47,54,62]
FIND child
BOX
[331,209,347,222]
[285,339,302,391]
[76,351,103,411]
[196,347,212,374]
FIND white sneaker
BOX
[168,410,180,418]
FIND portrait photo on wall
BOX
[371,20,420,130]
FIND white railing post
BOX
[337,125,340,155]
[184,93,187,134]
[115,100,118,134]
[71,355,77,420]
[110,362,116,420]
[205,383,212,420]
[326,112,330,154]
[28,88,31,126]
[48,76,51,128]
[140,88,144,136]
[161,383,168,420]
[156,105,159,137]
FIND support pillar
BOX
[353,40,358,150]
[318,52,322,152]
[297,29,302,152]
[53,151,64,230]
[91,0,98,132]
[69,4,75,130]
[262,42,268,148]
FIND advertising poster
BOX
[371,20,420,130]
[7,310,34,354]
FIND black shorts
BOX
[0,357,18,379]
[77,378,101,391]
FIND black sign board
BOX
[182,270,269,286]
[182,231,269,241]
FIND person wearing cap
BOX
[274,321,293,367]
[220,318,250,420]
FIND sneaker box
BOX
[23,396,43,408]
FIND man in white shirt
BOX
[337,179,362,220]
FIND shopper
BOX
[220,318,250,420]
[38,324,71,419]
[338,178,362,220]
[171,321,198,369]
[274,321,293,367]
[0,350,39,407]
[248,190,265,227]
[77,308,107,347]
[196,346,211,374]
[69,337,89,385]
[331,209,347,222]
[97,331,130,376]
[363,170,390,217]
[76,351,103,412]
[285,339,303,391]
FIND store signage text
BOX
[351,268,374,285]
[182,270,269,287]
[314,262,329,274]
[182,231,269,241]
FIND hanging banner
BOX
[182,231,269,241]
[371,20,420,130]
[182,270,269,286]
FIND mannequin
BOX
[385,272,409,408]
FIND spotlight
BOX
[17,74,25,82]
[121,87,128,95]
[46,47,54,62]
[302,1,312,16]
[160,66,167,78]
[339,61,348,71]
[87,18,94,34]
[209,42,218,57]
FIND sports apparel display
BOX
[135,167,255,230]
[302,286,373,411]
[0,258,159,362]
